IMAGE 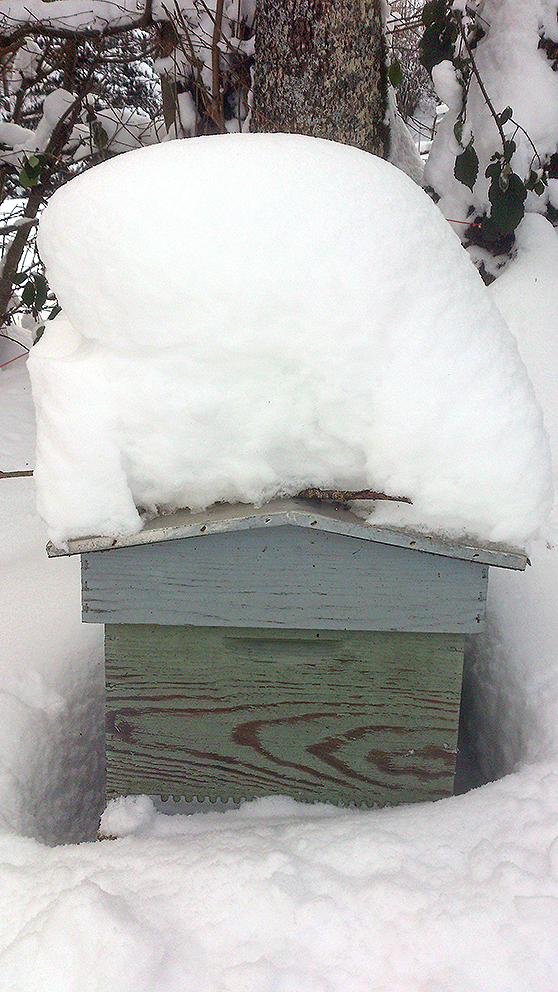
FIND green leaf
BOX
[525,169,547,193]
[422,0,449,27]
[18,169,37,188]
[21,281,36,306]
[453,119,463,145]
[454,142,479,190]
[22,155,43,180]
[48,304,62,320]
[498,107,513,126]
[479,216,501,243]
[420,22,457,72]
[33,273,48,312]
[93,122,109,149]
[503,139,516,161]
[499,162,511,189]
[487,171,527,234]
[485,161,501,179]
[388,58,403,88]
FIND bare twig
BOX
[297,488,413,505]
[0,0,154,45]
[0,218,38,236]
[211,0,225,131]
[458,20,507,147]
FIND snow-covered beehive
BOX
[49,498,528,807]
[34,133,550,807]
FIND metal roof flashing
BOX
[46,498,528,570]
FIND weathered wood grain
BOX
[84,525,488,632]
[105,624,465,806]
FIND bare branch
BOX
[0,217,38,235]
[211,0,224,130]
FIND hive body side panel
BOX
[84,526,487,632]
[105,624,465,807]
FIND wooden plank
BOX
[83,525,488,632]
[50,497,528,569]
[105,624,465,807]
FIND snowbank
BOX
[465,215,558,780]
[0,366,103,844]
[2,775,558,992]
[30,133,551,546]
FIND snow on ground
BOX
[0,362,103,845]
[1,170,558,989]
[1,773,558,992]
[465,215,558,782]
[30,134,551,547]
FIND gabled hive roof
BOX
[47,498,527,570]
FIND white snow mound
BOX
[30,133,551,546]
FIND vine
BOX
[420,0,553,250]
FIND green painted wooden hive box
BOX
[50,498,527,808]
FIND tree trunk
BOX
[251,0,389,157]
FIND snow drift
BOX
[29,133,552,546]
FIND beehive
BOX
[49,499,526,807]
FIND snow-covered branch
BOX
[0,0,152,41]
[0,0,255,328]
[423,0,558,277]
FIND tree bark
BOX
[251,0,389,157]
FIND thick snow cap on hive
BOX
[30,133,552,546]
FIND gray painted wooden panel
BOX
[105,624,465,806]
[83,525,488,632]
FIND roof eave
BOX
[46,498,528,570]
